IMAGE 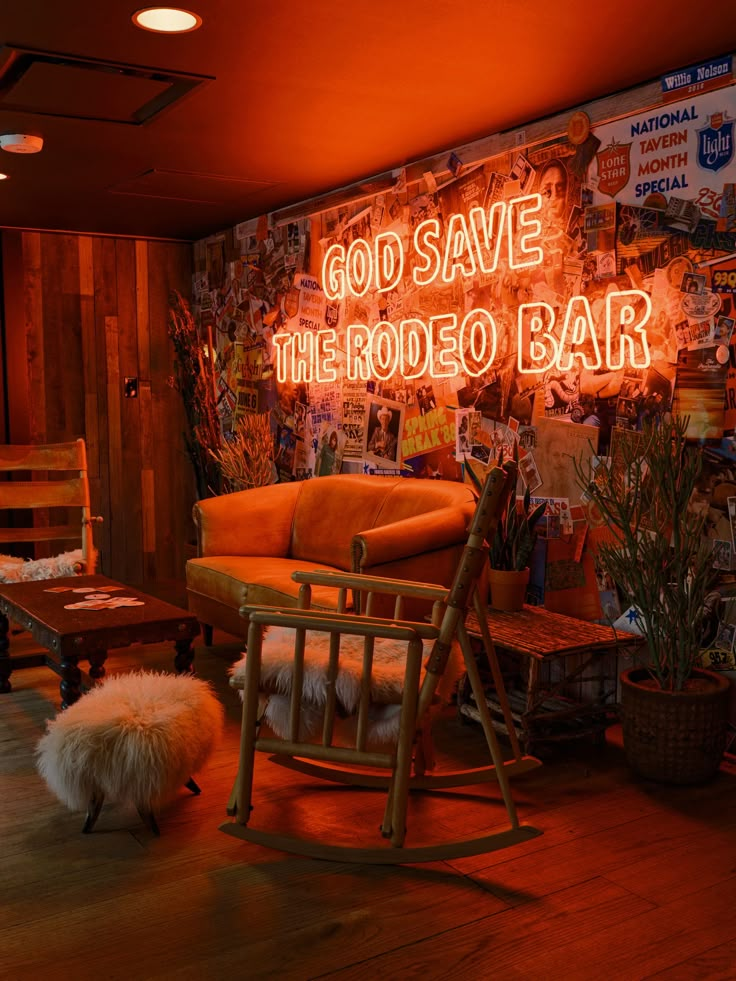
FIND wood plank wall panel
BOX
[0,230,193,587]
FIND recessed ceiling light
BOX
[0,134,43,153]
[132,7,202,33]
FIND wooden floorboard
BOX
[2,586,735,980]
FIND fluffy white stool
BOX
[36,671,224,835]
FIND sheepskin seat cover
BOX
[36,671,224,811]
[0,548,87,583]
[230,626,461,745]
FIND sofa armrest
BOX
[352,505,472,572]
[192,482,301,557]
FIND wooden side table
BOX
[464,604,643,753]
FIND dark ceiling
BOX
[1,2,735,242]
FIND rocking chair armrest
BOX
[291,569,449,601]
[352,506,471,571]
[240,604,440,640]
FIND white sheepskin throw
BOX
[36,671,224,811]
[229,627,463,746]
[0,548,87,583]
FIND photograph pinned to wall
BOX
[314,422,347,477]
[711,539,732,571]
[484,419,516,463]
[533,417,599,504]
[274,425,298,482]
[415,384,438,416]
[363,397,404,467]
[293,401,307,439]
[674,318,691,349]
[714,315,735,346]
[455,408,482,461]
[518,450,543,493]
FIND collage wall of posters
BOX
[191,56,736,633]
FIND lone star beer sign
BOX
[596,140,632,198]
[272,192,652,384]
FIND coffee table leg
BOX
[174,638,194,675]
[60,652,82,709]
[87,648,107,683]
[0,611,11,693]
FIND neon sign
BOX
[272,193,652,383]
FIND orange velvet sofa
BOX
[186,474,476,643]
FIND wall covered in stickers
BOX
[192,55,736,625]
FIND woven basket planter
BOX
[620,667,731,785]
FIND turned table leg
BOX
[60,651,82,709]
[0,611,11,693]
[87,647,107,683]
[174,637,194,675]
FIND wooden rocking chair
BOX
[0,439,99,579]
[220,462,542,863]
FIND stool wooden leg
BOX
[136,806,160,836]
[83,791,105,833]
[185,777,201,795]
[174,638,194,675]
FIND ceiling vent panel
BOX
[0,45,213,124]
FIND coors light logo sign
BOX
[595,140,631,198]
[697,112,734,173]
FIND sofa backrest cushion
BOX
[290,475,475,569]
[370,477,475,526]
[290,475,398,569]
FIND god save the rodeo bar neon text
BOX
[272,193,653,384]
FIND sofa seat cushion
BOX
[186,556,352,612]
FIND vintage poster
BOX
[591,85,736,215]
[533,418,600,504]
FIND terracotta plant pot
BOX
[620,666,731,785]
[488,567,530,612]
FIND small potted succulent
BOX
[465,446,546,611]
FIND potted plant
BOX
[574,414,731,784]
[465,448,546,611]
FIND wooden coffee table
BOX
[0,575,200,708]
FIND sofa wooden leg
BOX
[202,623,213,646]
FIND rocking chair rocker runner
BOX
[221,462,543,863]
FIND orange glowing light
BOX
[322,195,545,299]
[517,290,651,374]
[298,204,654,386]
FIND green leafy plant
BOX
[573,415,717,692]
[465,447,546,572]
